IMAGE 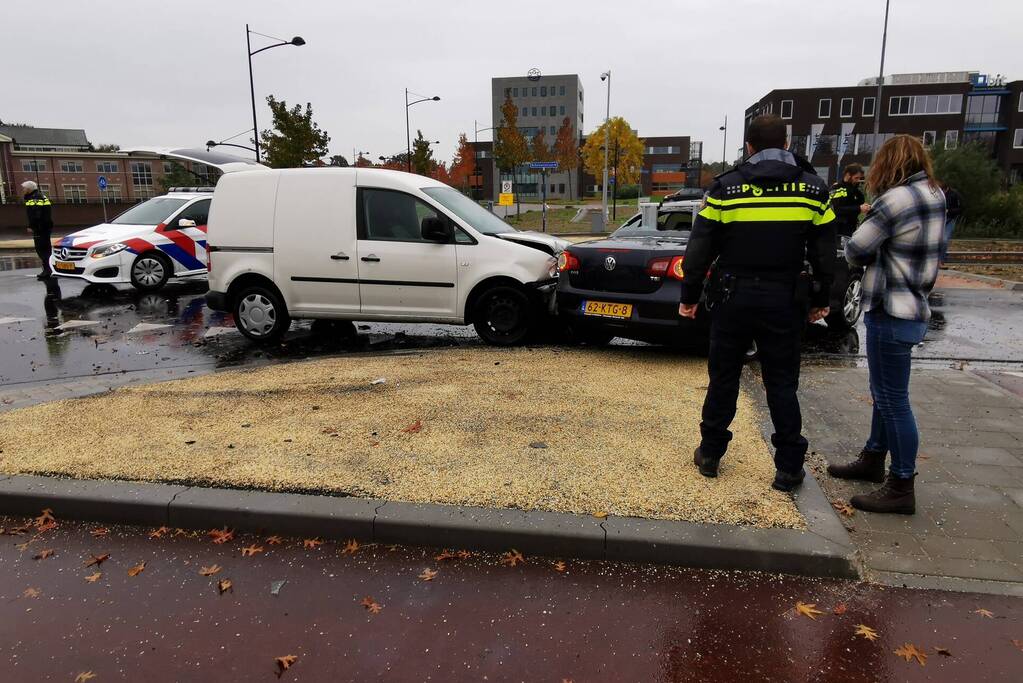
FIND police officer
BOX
[829,163,870,238]
[22,181,54,280]
[679,114,836,492]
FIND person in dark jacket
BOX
[939,182,963,263]
[829,163,870,238]
[680,114,837,492]
[22,181,54,279]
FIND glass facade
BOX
[889,93,964,116]
[965,94,1002,126]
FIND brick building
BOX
[744,71,1023,184]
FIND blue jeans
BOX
[864,309,928,478]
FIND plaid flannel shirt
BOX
[845,171,946,321]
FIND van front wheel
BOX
[233,285,290,343]
[472,285,533,346]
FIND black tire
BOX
[129,251,172,292]
[827,273,863,331]
[472,285,534,346]
[232,284,291,343]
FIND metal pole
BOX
[246,24,261,163]
[871,0,891,163]
[101,189,107,222]
[473,119,478,199]
[612,142,618,221]
[405,89,412,173]
[542,169,547,233]
[721,115,728,169]
[601,71,611,221]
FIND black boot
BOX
[850,473,916,515]
[693,447,720,478]
[827,448,886,483]
[772,468,805,492]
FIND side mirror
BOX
[177,218,197,228]
[421,216,453,242]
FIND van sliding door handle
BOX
[330,253,350,260]
[360,255,381,262]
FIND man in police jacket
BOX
[679,114,836,492]
[22,181,54,279]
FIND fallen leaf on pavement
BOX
[1011,639,1023,652]
[74,672,97,683]
[127,561,146,577]
[217,578,233,594]
[894,643,927,666]
[199,564,222,576]
[32,549,55,561]
[274,654,298,678]
[84,572,102,583]
[934,647,953,657]
[15,540,33,551]
[854,624,879,641]
[796,601,824,620]
[241,544,264,557]
[6,523,33,536]
[592,511,608,519]
[148,526,170,539]
[401,419,423,434]
[90,528,109,538]
[832,603,847,615]
[434,549,458,561]
[84,553,110,567]
[974,608,994,618]
[340,539,360,555]
[832,502,855,517]
[208,527,235,545]
[501,549,525,567]
[34,508,56,528]
[303,538,323,550]
[553,561,568,573]
[266,536,284,545]
[22,587,41,599]
[35,520,57,533]
[456,550,472,559]
[418,568,438,581]
[361,596,382,614]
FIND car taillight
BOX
[645,255,685,279]
[557,250,580,273]
[668,255,685,280]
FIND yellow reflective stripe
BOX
[815,207,836,225]
[704,196,724,207]
[716,206,821,223]
[698,205,722,221]
[715,195,830,210]
[25,199,51,206]
[830,188,849,199]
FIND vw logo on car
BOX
[604,256,616,271]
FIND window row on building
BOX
[779,93,975,121]
[521,105,567,119]
[504,84,569,99]
[19,159,215,177]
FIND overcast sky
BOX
[4,0,1021,166]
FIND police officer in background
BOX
[829,163,870,238]
[22,180,54,280]
[679,114,837,492]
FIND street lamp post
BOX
[206,140,257,154]
[600,70,611,221]
[474,120,495,199]
[406,89,441,173]
[246,25,305,164]
[870,0,892,163]
[719,115,728,170]
[353,149,370,167]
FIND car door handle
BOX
[361,255,381,262]
[330,252,350,261]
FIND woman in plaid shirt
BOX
[826,135,947,515]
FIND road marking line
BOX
[126,323,173,334]
[0,317,34,325]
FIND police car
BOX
[50,188,213,292]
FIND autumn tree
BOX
[411,130,435,176]
[259,95,330,168]
[447,133,476,192]
[354,153,373,168]
[493,94,528,215]
[553,117,579,199]
[329,154,349,167]
[530,129,552,163]
[581,116,644,191]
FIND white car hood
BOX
[496,230,569,255]
[59,223,157,247]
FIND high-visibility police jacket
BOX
[680,153,837,307]
[24,190,54,233]
[829,181,865,237]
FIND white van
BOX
[126,149,568,345]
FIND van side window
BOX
[360,188,442,243]
[176,198,212,226]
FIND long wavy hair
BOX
[867,134,936,196]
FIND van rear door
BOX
[273,170,360,316]
[122,148,268,174]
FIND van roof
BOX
[239,166,451,192]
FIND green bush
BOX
[613,183,641,199]
[930,142,1023,239]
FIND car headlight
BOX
[91,243,128,259]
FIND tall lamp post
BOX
[474,120,495,199]
[406,89,441,173]
[719,115,728,169]
[246,25,305,163]
[870,0,892,163]
[600,70,611,221]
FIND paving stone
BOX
[919,536,1006,562]
[924,483,1018,510]
[925,446,1021,467]
[928,511,1020,541]
[927,430,1021,450]
[993,540,1023,565]
[1002,488,1023,509]
[858,531,928,557]
[864,552,1023,582]
[940,463,1019,486]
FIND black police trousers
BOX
[698,278,809,474]
[32,229,52,275]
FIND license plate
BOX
[582,300,632,319]
[54,261,75,271]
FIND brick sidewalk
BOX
[801,366,1023,594]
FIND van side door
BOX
[355,187,457,318]
[273,171,360,316]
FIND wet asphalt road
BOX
[2,516,1021,682]
[1,254,1021,390]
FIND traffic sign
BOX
[501,180,513,194]
[498,193,514,206]
[528,161,558,170]
[97,176,108,191]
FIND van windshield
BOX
[422,187,514,236]
[111,197,188,225]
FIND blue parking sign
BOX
[98,176,108,191]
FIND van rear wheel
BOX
[233,285,290,343]
[472,285,533,346]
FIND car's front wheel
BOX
[233,285,291,343]
[472,285,534,346]
[828,273,863,330]
[130,252,172,292]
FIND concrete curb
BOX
[0,474,857,579]
[941,267,1023,291]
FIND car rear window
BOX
[111,197,188,225]
[614,210,693,237]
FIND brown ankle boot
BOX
[849,473,916,515]
[827,449,886,483]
